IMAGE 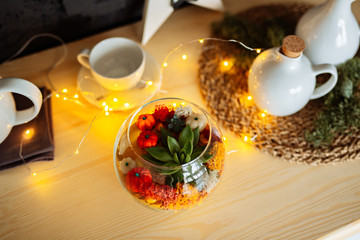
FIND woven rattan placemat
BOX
[199,3,360,165]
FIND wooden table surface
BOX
[1,1,360,239]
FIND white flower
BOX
[119,157,136,175]
[204,170,219,193]
[186,113,207,132]
[175,105,193,118]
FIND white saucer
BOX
[77,51,162,111]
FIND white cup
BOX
[0,78,42,144]
[77,37,145,91]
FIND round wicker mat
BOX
[199,3,360,165]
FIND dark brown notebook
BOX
[0,87,54,170]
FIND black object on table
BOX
[0,87,54,170]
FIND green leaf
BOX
[179,151,186,163]
[173,153,180,164]
[146,146,173,162]
[160,162,181,175]
[167,136,180,155]
[193,127,199,146]
[142,154,164,165]
[201,153,213,163]
[163,162,180,167]
[184,154,191,163]
[179,125,193,148]
[165,170,184,186]
[191,145,205,160]
[160,169,181,175]
[160,127,173,147]
[182,140,193,156]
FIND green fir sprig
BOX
[305,58,360,147]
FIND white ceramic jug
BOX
[295,0,360,65]
[248,35,338,117]
[0,78,42,144]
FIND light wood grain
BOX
[1,1,360,239]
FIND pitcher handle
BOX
[0,78,42,126]
[310,64,338,99]
[76,48,91,69]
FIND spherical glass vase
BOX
[113,98,225,211]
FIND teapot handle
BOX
[310,64,338,99]
[0,78,42,126]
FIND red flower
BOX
[137,114,156,131]
[153,105,170,122]
[137,131,159,149]
[125,167,153,193]
[167,110,175,119]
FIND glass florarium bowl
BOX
[113,98,225,211]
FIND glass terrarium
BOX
[113,98,225,211]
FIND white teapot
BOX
[0,78,42,144]
[295,0,359,65]
[248,35,338,117]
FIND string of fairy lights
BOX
[0,34,267,176]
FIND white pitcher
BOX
[0,78,42,144]
[248,35,338,117]
[295,0,360,65]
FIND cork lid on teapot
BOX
[281,35,305,58]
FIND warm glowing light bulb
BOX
[163,62,168,67]
[182,54,187,60]
[62,89,68,93]
[124,103,130,108]
[244,136,249,142]
[172,103,177,107]
[105,112,109,116]
[113,98,118,102]
[75,149,79,154]
[24,128,34,139]
[199,39,204,43]
[102,102,106,107]
[32,172,37,176]
[55,94,60,98]
[74,94,79,98]
[256,49,261,53]
[147,81,153,86]
[222,137,227,141]
[104,105,109,111]
[181,102,186,105]
[220,60,233,72]
[247,95,252,101]
[261,112,266,118]
[63,97,67,100]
